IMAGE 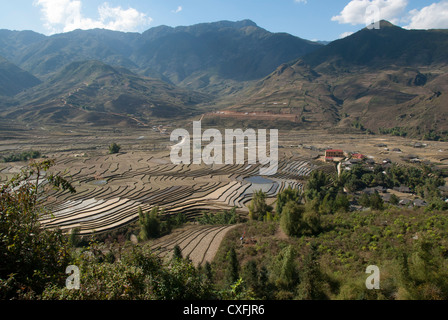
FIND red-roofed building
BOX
[351,153,365,159]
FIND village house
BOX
[394,185,412,193]
[413,199,427,207]
[399,198,412,206]
[325,149,344,161]
[351,153,366,160]
[413,142,426,148]
[362,186,387,195]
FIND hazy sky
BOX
[0,0,447,41]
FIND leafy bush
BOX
[280,200,321,237]
[248,190,272,221]
[197,207,239,225]
[138,206,161,241]
[379,126,408,137]
[1,150,41,163]
[0,160,75,299]
[276,187,302,215]
[280,201,306,237]
[43,243,216,300]
[108,143,121,154]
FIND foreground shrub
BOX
[0,160,75,299]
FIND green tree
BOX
[390,194,400,205]
[258,265,272,299]
[280,201,306,237]
[395,240,448,300]
[426,198,448,212]
[319,193,334,215]
[359,191,384,210]
[242,260,259,295]
[225,247,240,285]
[204,261,213,282]
[370,191,384,210]
[334,192,350,212]
[175,212,187,226]
[359,192,371,208]
[302,209,321,235]
[0,160,75,299]
[172,245,183,261]
[305,170,331,201]
[108,143,121,154]
[297,243,328,300]
[43,245,216,300]
[221,278,256,300]
[248,190,272,221]
[276,187,302,216]
[138,206,161,241]
[157,258,216,300]
[270,245,299,293]
[68,227,81,248]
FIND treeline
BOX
[379,126,448,141]
[339,163,446,210]
[196,207,239,225]
[422,129,448,142]
[138,207,187,241]
[352,120,374,134]
[283,162,447,212]
[378,126,408,137]
[342,162,445,192]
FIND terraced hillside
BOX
[149,224,239,266]
[3,151,312,235]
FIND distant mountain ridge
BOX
[0,20,323,93]
[229,21,448,134]
[0,20,447,133]
[302,20,448,70]
[0,55,41,96]
[2,60,210,125]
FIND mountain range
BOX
[6,60,210,125]
[0,19,447,135]
[228,21,448,135]
[0,20,321,89]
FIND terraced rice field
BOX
[149,224,239,266]
[1,149,313,235]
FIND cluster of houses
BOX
[323,148,433,209]
[359,185,429,208]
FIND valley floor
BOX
[1,125,447,215]
[1,123,447,268]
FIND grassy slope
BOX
[2,60,211,125]
[212,207,448,300]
